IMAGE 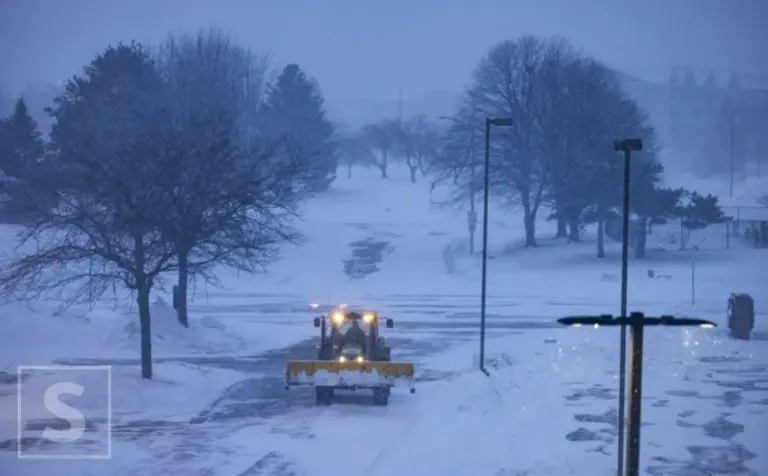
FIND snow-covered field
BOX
[1,164,766,475]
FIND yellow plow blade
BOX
[285,360,415,391]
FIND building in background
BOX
[619,69,768,179]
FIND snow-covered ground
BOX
[1,164,766,475]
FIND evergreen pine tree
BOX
[261,64,337,192]
[0,97,44,179]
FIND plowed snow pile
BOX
[1,296,247,369]
[105,297,247,356]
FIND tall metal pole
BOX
[469,162,476,255]
[691,248,696,306]
[729,114,735,198]
[479,118,491,376]
[617,148,632,476]
[625,314,645,476]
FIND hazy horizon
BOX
[2,0,766,118]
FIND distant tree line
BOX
[336,114,440,184]
[0,31,732,378]
[341,35,727,258]
[0,29,338,379]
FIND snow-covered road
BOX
[5,291,766,476]
[3,165,766,475]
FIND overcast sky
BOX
[1,0,766,113]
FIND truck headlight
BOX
[355,356,365,363]
[331,311,345,325]
[362,312,375,323]
[339,356,347,362]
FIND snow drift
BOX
[104,297,247,356]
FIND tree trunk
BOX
[679,220,686,250]
[347,162,353,178]
[567,211,581,243]
[379,151,388,178]
[521,196,537,247]
[596,216,605,258]
[634,217,648,258]
[177,250,189,328]
[520,190,536,248]
[137,283,153,379]
[408,165,417,183]
[524,213,537,247]
[133,231,153,379]
[555,214,567,238]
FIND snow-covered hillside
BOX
[1,164,766,476]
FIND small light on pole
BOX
[479,117,514,376]
[613,137,643,476]
[557,312,716,476]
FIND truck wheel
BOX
[315,386,334,405]
[373,388,389,406]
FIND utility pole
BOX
[397,87,403,126]
[730,112,735,198]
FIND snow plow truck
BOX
[285,309,415,406]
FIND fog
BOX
[1,2,768,475]
[1,0,766,123]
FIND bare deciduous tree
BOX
[429,91,484,200]
[0,43,173,379]
[436,35,665,255]
[397,114,439,183]
[361,120,399,178]
[470,35,552,246]
[156,29,305,327]
[336,126,376,178]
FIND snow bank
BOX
[0,361,242,476]
[0,301,122,370]
[0,295,252,370]
[366,329,615,476]
[0,361,243,442]
[104,297,248,357]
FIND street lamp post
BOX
[613,137,643,476]
[557,314,715,476]
[479,117,514,376]
[729,113,736,198]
